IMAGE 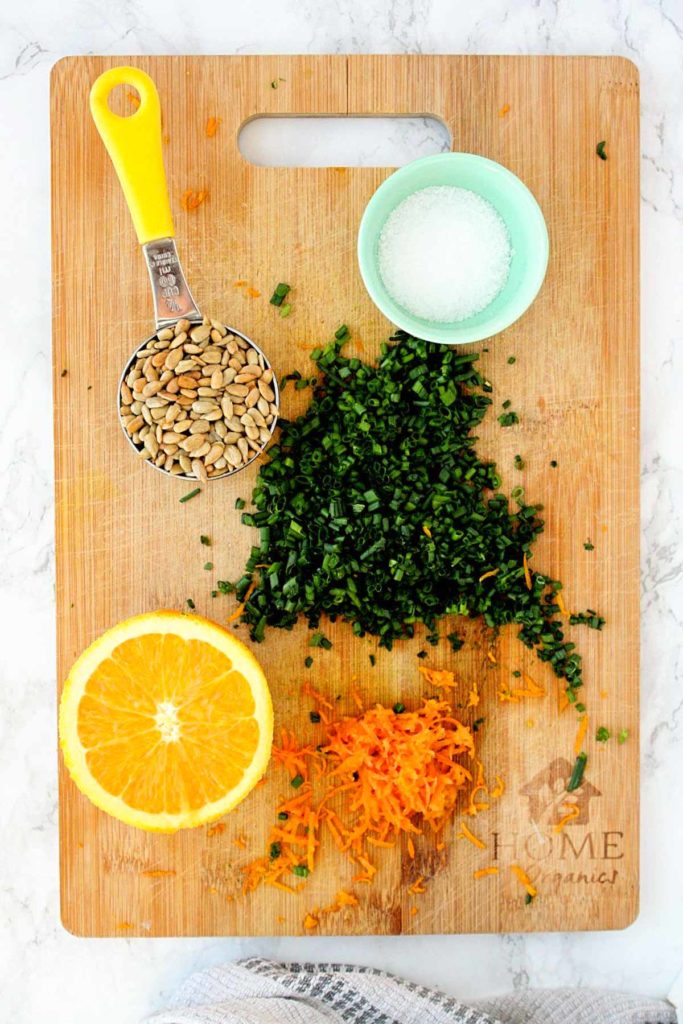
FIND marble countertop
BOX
[2,0,682,1021]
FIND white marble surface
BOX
[1,0,682,1021]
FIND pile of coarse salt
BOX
[378,185,512,323]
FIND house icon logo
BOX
[519,757,601,827]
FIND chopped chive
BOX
[304,655,313,668]
[179,487,201,503]
[567,752,587,792]
[334,324,349,340]
[61,368,68,377]
[584,540,594,551]
[550,460,558,468]
[596,726,610,742]
[512,670,522,678]
[279,303,292,318]
[472,717,485,732]
[596,140,607,160]
[498,410,519,427]
[525,892,534,905]
[291,864,310,877]
[204,561,213,571]
[211,590,218,598]
[369,654,376,666]
[618,728,629,744]
[186,598,195,610]
[216,579,235,594]
[507,356,516,364]
[269,842,281,860]
[200,534,211,546]
[575,702,586,713]
[269,282,291,306]
[235,498,246,510]
[502,399,511,409]
[309,631,332,650]
[393,702,406,714]
[278,811,289,821]
[416,650,428,659]
[446,632,464,652]
[291,773,304,789]
[514,454,525,470]
[309,711,321,723]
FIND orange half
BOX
[59,611,273,832]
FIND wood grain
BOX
[51,54,640,936]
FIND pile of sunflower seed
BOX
[120,318,278,480]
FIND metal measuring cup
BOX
[89,66,279,481]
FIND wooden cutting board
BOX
[51,54,640,936]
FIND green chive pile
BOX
[234,332,601,701]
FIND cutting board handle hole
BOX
[238,116,451,168]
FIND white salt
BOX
[378,185,512,323]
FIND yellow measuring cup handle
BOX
[90,67,175,246]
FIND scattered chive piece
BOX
[309,711,321,723]
[507,356,516,364]
[270,79,278,89]
[472,717,485,732]
[200,535,211,546]
[575,702,586,713]
[235,498,246,510]
[369,654,376,666]
[550,460,558,468]
[393,702,406,714]
[596,140,607,160]
[618,728,629,744]
[498,410,519,427]
[269,282,291,307]
[566,687,577,704]
[204,562,213,571]
[512,670,522,678]
[211,590,218,598]
[525,892,534,905]
[482,379,493,393]
[569,610,605,630]
[290,773,304,789]
[567,752,588,791]
[186,598,195,610]
[216,579,235,594]
[596,726,610,742]
[291,864,310,877]
[304,655,313,668]
[446,632,464,652]
[502,399,512,409]
[584,541,594,551]
[278,811,289,821]
[61,368,68,377]
[294,378,309,390]
[269,842,281,860]
[416,650,428,659]
[334,324,349,341]
[514,454,525,470]
[279,303,292,318]
[511,486,525,502]
[179,487,201,503]
[309,631,332,650]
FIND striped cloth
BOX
[145,957,675,1024]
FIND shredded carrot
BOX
[511,673,546,700]
[205,116,222,137]
[116,921,134,930]
[302,681,335,711]
[499,103,510,117]
[127,91,140,109]
[407,836,416,859]
[334,890,358,908]
[510,864,537,898]
[409,875,426,895]
[467,682,480,707]
[466,760,489,816]
[558,682,570,714]
[303,912,319,930]
[422,525,432,538]
[474,866,499,879]
[556,592,571,617]
[479,568,500,582]
[180,188,208,212]
[490,774,505,799]
[487,649,497,665]
[246,286,261,298]
[234,279,247,287]
[350,686,364,711]
[206,822,226,837]
[574,714,589,756]
[553,802,580,833]
[458,823,486,849]
[419,667,458,690]
[276,915,286,923]
[410,906,419,916]
[233,835,247,850]
[226,578,258,623]
[523,552,532,590]
[141,869,175,877]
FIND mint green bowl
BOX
[357,152,549,345]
